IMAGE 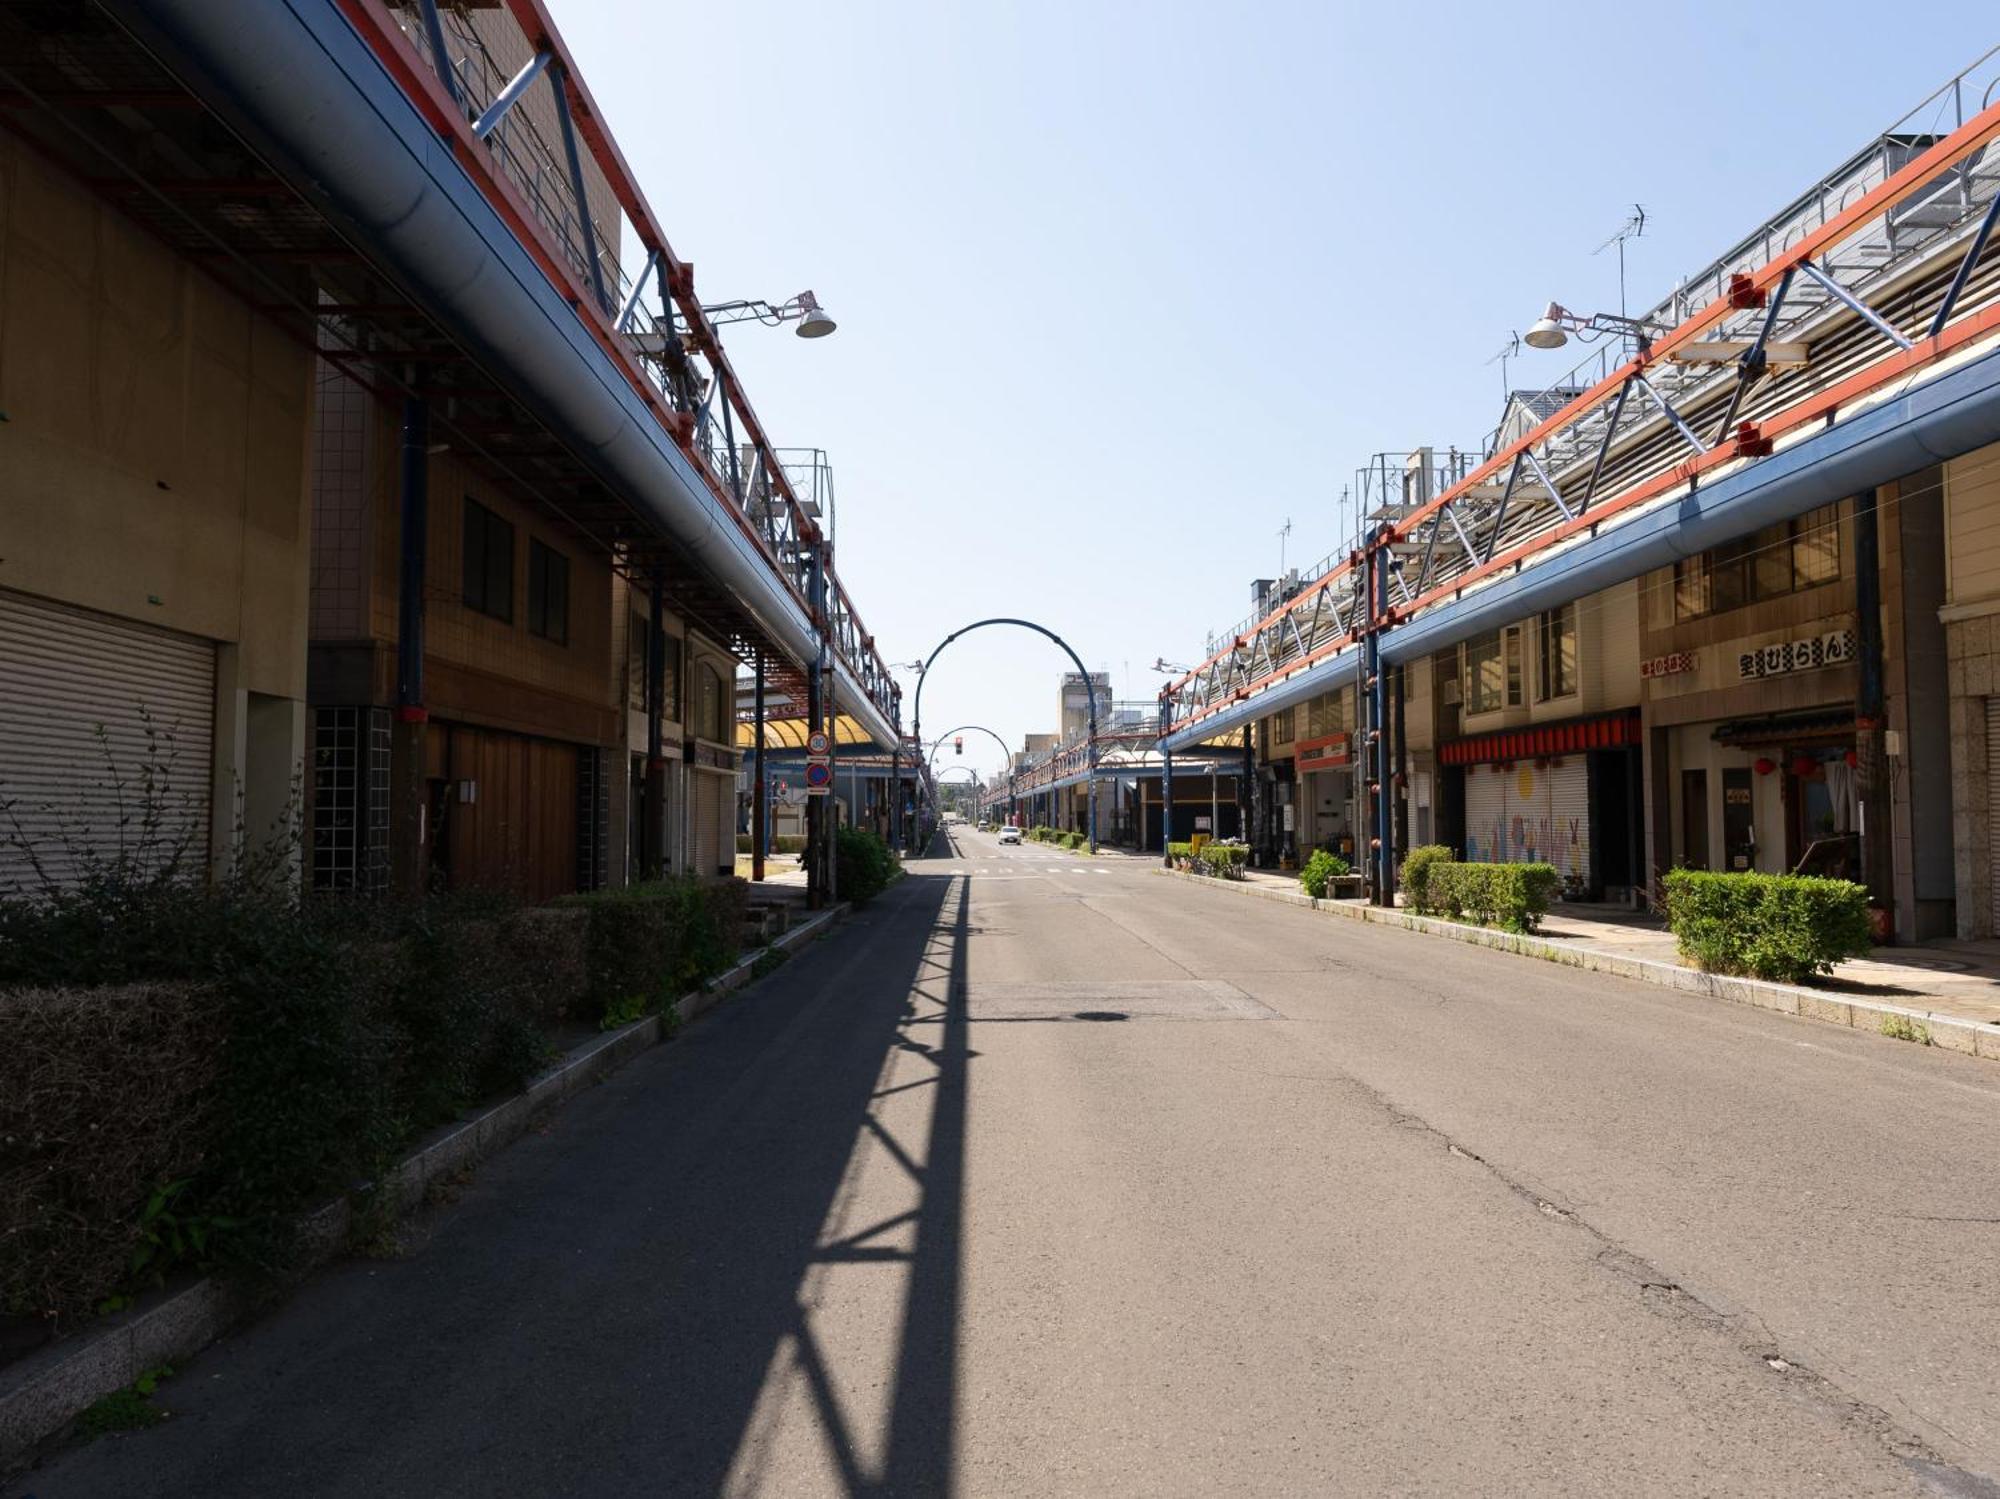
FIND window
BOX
[1792,504,1840,587]
[1673,505,1842,619]
[1537,604,1577,701]
[697,662,728,742]
[1269,707,1294,744]
[527,539,568,644]
[627,617,682,720]
[1466,630,1503,713]
[1465,627,1523,713]
[462,499,514,622]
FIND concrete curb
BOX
[1155,868,2000,1062]
[0,902,850,1465]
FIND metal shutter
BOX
[695,769,723,876]
[1988,699,2000,933]
[1546,759,1591,887]
[1465,766,1507,863]
[0,589,215,893]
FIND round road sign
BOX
[806,730,831,756]
[804,761,833,789]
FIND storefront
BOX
[1295,731,1357,863]
[1645,623,1860,882]
[1440,709,1643,900]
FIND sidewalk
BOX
[1182,864,2000,1054]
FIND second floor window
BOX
[1537,604,1577,701]
[1464,626,1523,714]
[1674,504,1841,620]
[697,662,729,742]
[463,499,514,623]
[528,539,568,645]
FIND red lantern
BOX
[1753,757,1776,776]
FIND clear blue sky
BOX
[561,2,1996,790]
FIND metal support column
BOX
[1369,538,1394,905]
[392,393,430,896]
[644,567,667,880]
[752,651,766,883]
[1855,487,1892,925]
[806,660,824,908]
[1161,749,1174,860]
[889,746,901,853]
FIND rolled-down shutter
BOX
[696,769,723,875]
[1546,759,1591,885]
[0,589,215,892]
[1987,699,2000,933]
[1464,765,1506,863]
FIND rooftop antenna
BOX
[1485,331,1523,410]
[1278,515,1293,574]
[1595,204,1647,320]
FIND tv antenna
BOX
[1595,204,1647,319]
[1486,331,1523,408]
[1278,515,1293,574]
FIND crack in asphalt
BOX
[1316,1063,1994,1490]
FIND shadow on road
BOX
[657,846,973,1496]
[29,852,975,1499]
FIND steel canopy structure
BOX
[1161,51,2000,757]
[7,0,901,748]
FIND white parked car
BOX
[997,825,1023,845]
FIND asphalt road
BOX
[20,828,2000,1498]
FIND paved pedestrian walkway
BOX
[1228,865,2000,1028]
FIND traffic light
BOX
[954,735,962,755]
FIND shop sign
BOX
[1641,650,1697,679]
[1295,732,1352,771]
[1737,628,1855,682]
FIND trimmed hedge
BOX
[554,875,747,1026]
[1663,869,1872,983]
[1423,861,1560,933]
[0,983,225,1326]
[1400,845,1452,913]
[1299,849,1351,898]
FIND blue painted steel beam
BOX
[109,0,900,748]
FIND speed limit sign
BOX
[806,730,831,756]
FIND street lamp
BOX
[1522,300,1664,353]
[700,289,837,339]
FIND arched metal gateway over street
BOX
[911,619,1102,852]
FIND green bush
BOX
[1063,831,1086,851]
[1166,841,1194,865]
[1299,849,1351,898]
[1401,845,1452,914]
[0,983,226,1326]
[1197,844,1248,879]
[556,876,747,1024]
[835,824,899,903]
[1663,869,1872,983]
[1425,861,1560,933]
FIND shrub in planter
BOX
[1299,849,1351,898]
[500,907,590,1030]
[556,878,739,1025]
[1400,845,1452,914]
[1426,861,1560,933]
[1063,831,1086,851]
[1663,869,1871,983]
[836,824,899,903]
[1166,841,1195,869]
[1198,844,1249,880]
[0,982,226,1327]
